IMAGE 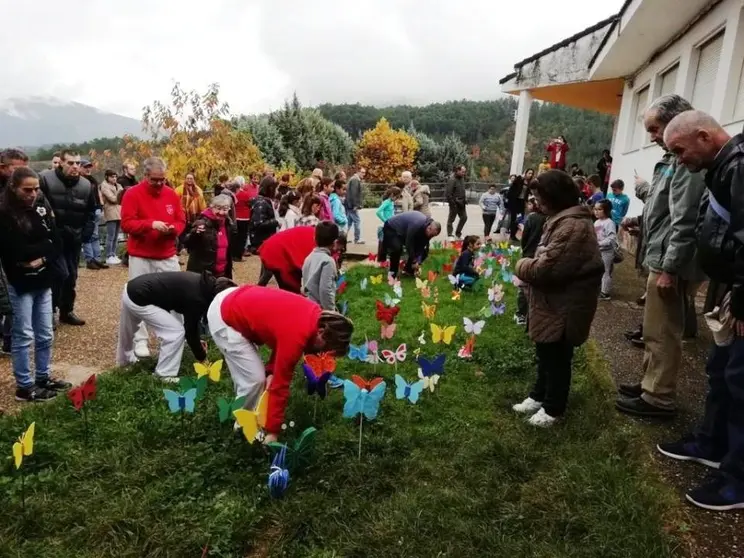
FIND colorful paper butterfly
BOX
[420,286,431,299]
[360,278,368,291]
[217,395,247,423]
[67,374,97,412]
[348,342,369,362]
[376,300,400,324]
[489,285,504,303]
[392,283,403,299]
[384,293,401,307]
[417,354,446,391]
[304,352,337,375]
[337,300,349,316]
[267,426,318,473]
[194,360,223,383]
[337,279,348,295]
[428,270,439,283]
[163,388,198,414]
[394,375,426,404]
[422,302,437,319]
[302,364,332,399]
[388,275,399,287]
[451,289,461,301]
[370,275,383,285]
[484,267,494,278]
[418,331,427,345]
[233,390,269,443]
[415,278,428,290]
[342,379,387,420]
[268,444,290,499]
[458,336,476,359]
[442,263,453,273]
[381,343,407,364]
[380,323,397,339]
[463,317,486,336]
[12,422,35,470]
[492,302,506,315]
[501,268,514,283]
[368,252,376,261]
[448,274,460,286]
[431,324,456,344]
[179,375,208,400]
[352,375,385,391]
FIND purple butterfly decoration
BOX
[303,364,332,399]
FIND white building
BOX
[501,0,744,215]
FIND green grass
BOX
[0,250,687,558]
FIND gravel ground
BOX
[0,248,740,556]
[592,259,742,558]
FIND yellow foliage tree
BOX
[355,118,418,183]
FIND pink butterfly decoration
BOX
[381,343,407,364]
[380,323,397,339]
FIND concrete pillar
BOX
[510,90,533,176]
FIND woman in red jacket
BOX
[257,225,318,292]
[546,136,570,171]
[233,176,257,261]
[207,285,353,442]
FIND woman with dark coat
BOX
[249,178,279,251]
[505,169,534,242]
[185,194,234,279]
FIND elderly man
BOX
[345,167,365,244]
[397,171,414,213]
[445,165,468,240]
[655,110,744,511]
[40,149,98,327]
[616,94,706,418]
[120,157,186,358]
[378,211,441,278]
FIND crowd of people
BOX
[1,90,743,511]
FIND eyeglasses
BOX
[65,161,82,166]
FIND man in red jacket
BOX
[120,157,186,358]
[257,225,339,292]
[207,285,353,442]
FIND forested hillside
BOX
[318,100,615,179]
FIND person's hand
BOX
[23,258,45,269]
[656,272,677,298]
[195,224,206,234]
[263,433,278,445]
[513,276,525,288]
[152,221,170,233]
[200,340,208,355]
[634,175,645,187]
[264,374,273,391]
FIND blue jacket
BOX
[329,193,348,227]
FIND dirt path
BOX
[591,260,743,558]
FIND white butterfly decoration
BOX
[448,274,460,286]
[463,317,486,336]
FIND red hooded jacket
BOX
[257,226,316,292]
[220,285,322,434]
[546,141,570,170]
[235,184,258,220]
[121,180,186,259]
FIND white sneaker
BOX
[528,408,557,427]
[106,256,121,265]
[512,397,543,414]
[134,341,151,359]
[157,375,180,384]
[447,236,455,242]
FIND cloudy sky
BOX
[3,0,621,118]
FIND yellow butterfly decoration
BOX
[233,390,269,443]
[370,275,383,285]
[451,289,461,301]
[498,241,509,250]
[13,422,35,470]
[415,278,428,290]
[431,324,457,345]
[194,359,223,382]
[421,302,437,320]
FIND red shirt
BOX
[257,226,316,291]
[235,184,258,220]
[547,141,570,170]
[121,181,186,259]
[221,285,321,433]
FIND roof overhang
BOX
[501,78,625,115]
[589,0,721,79]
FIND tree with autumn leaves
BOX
[354,118,418,183]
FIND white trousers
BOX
[207,287,266,408]
[128,256,180,345]
[116,288,184,378]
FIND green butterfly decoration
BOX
[179,376,208,400]
[432,240,443,250]
[267,427,318,473]
[217,395,247,423]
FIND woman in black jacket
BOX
[0,167,68,401]
[185,194,234,279]
[506,169,534,241]
[249,178,279,250]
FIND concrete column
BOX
[509,90,533,176]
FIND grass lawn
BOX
[0,248,688,558]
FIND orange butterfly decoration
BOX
[304,352,337,374]
[352,375,385,391]
[427,270,439,283]
[458,336,476,359]
[442,263,453,273]
[67,374,97,412]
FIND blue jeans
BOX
[694,339,744,483]
[7,286,53,389]
[346,208,361,242]
[83,209,102,262]
[106,220,121,258]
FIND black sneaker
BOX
[657,436,722,469]
[636,295,646,306]
[617,383,643,399]
[686,476,744,511]
[37,377,72,391]
[615,396,676,418]
[86,261,102,270]
[2,338,10,354]
[630,337,645,349]
[624,328,642,341]
[16,385,58,402]
[60,312,85,326]
[98,260,109,269]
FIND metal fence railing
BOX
[361,182,505,208]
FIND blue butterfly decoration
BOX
[394,375,426,404]
[163,388,197,414]
[348,342,369,362]
[268,444,290,499]
[416,354,446,378]
[336,275,346,288]
[501,267,514,283]
[492,302,506,316]
[302,364,332,399]
[342,379,387,420]
[337,300,349,316]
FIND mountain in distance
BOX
[0,97,143,148]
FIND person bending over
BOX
[378,211,441,278]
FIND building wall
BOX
[610,0,744,216]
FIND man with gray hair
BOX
[396,170,414,213]
[120,157,186,364]
[616,94,706,418]
[656,110,744,511]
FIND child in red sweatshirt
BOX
[207,285,353,442]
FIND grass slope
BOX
[0,250,686,558]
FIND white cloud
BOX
[1,0,621,117]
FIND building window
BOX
[628,85,650,151]
[733,57,744,121]
[691,32,724,113]
[658,64,679,97]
